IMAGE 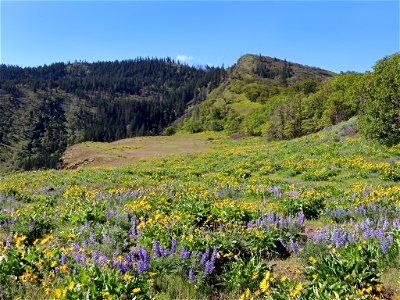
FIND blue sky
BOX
[1,1,399,72]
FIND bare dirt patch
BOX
[61,134,217,169]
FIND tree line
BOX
[0,58,225,171]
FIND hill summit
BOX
[179,54,365,140]
[232,54,335,83]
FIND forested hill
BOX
[180,54,367,139]
[0,58,225,171]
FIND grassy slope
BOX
[59,118,398,190]
[1,118,400,299]
[184,54,335,119]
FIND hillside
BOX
[0,118,399,299]
[179,54,368,140]
[0,58,225,171]
[182,54,335,123]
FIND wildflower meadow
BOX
[0,119,399,299]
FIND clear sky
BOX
[1,1,399,72]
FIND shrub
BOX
[359,53,400,146]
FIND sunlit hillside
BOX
[1,118,399,299]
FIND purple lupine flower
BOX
[129,224,137,238]
[88,232,96,244]
[102,233,111,244]
[288,189,300,198]
[204,246,218,275]
[5,231,13,247]
[279,216,285,228]
[382,218,390,231]
[388,232,394,244]
[393,219,400,229]
[79,226,85,234]
[189,269,195,282]
[124,211,129,222]
[381,237,389,254]
[159,245,167,257]
[279,238,288,250]
[137,260,146,274]
[296,213,305,226]
[210,246,217,263]
[81,253,87,265]
[91,250,98,262]
[267,211,275,224]
[2,219,8,229]
[153,239,162,257]
[204,260,214,274]
[373,228,385,241]
[137,247,150,273]
[74,253,81,264]
[286,215,292,229]
[170,237,177,255]
[362,189,371,197]
[289,236,301,254]
[272,186,282,198]
[180,247,191,259]
[61,252,66,265]
[97,255,109,267]
[200,247,210,265]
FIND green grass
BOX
[0,119,399,299]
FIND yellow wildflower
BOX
[123,274,133,281]
[245,288,251,298]
[60,265,68,273]
[375,283,382,292]
[259,271,271,293]
[48,272,56,282]
[54,289,62,299]
[251,271,258,280]
[289,283,302,297]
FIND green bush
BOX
[359,53,400,146]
